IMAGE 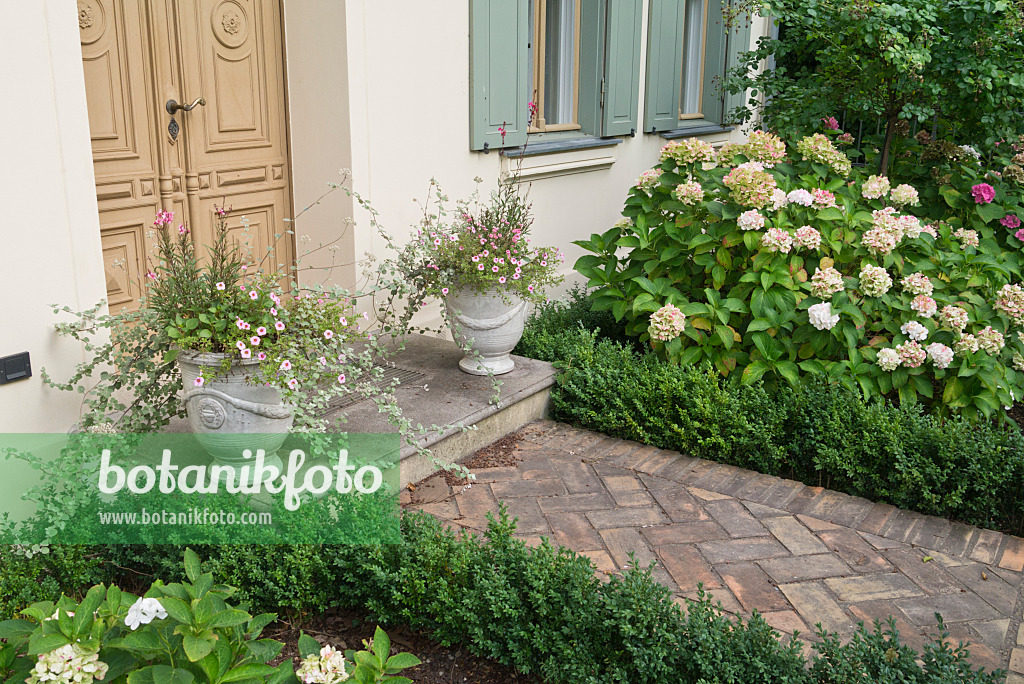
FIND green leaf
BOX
[219,664,281,682]
[0,619,35,640]
[678,346,703,366]
[184,549,202,582]
[372,626,391,664]
[775,361,800,386]
[741,361,770,385]
[298,632,321,658]
[159,597,193,625]
[128,665,195,684]
[112,629,164,652]
[977,202,1005,224]
[817,207,845,221]
[183,635,216,662]
[206,609,251,629]
[385,653,422,673]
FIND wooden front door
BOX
[78,0,293,311]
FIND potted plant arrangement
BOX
[398,179,564,375]
[140,207,362,467]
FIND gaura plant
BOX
[575,131,1024,419]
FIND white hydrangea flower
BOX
[786,189,814,207]
[125,597,168,631]
[900,320,929,342]
[808,302,840,331]
[876,348,900,371]
[926,342,954,369]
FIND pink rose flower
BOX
[971,183,995,204]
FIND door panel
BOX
[174,0,293,275]
[80,0,293,310]
[79,0,162,310]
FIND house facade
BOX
[1,0,769,432]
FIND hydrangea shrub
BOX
[575,133,1024,418]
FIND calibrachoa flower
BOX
[193,377,205,387]
[287,378,300,390]
[660,138,716,166]
[337,373,346,384]
[795,134,852,176]
[976,326,1005,353]
[901,320,928,342]
[794,225,821,250]
[859,264,892,296]
[900,272,933,296]
[324,329,334,339]
[808,302,840,330]
[971,182,996,204]
[896,341,927,368]
[761,227,793,254]
[737,210,765,231]
[911,295,937,318]
[810,267,844,299]
[812,189,837,208]
[786,189,814,207]
[673,181,705,205]
[861,175,891,200]
[28,644,108,684]
[744,130,787,166]
[890,184,920,207]
[275,320,286,331]
[125,597,167,630]
[296,644,349,684]
[954,334,980,355]
[723,161,778,208]
[216,281,226,290]
[939,306,969,332]
[1002,214,1022,229]
[926,342,954,369]
[876,347,901,371]
[995,283,1024,325]
[954,227,979,247]
[636,168,663,193]
[280,360,292,371]
[648,303,686,342]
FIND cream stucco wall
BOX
[0,0,107,433]
[337,0,768,327]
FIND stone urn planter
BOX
[444,288,528,375]
[177,350,292,475]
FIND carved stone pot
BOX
[444,288,528,375]
[177,350,292,473]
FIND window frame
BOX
[678,0,710,120]
[529,0,584,133]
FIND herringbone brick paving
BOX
[403,421,1024,679]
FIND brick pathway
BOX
[405,421,1024,679]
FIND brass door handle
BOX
[165,97,206,114]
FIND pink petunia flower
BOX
[287,379,299,390]
[249,291,259,300]
[256,326,268,336]
[324,330,334,339]
[339,316,348,325]
[240,348,252,359]
[236,340,247,351]
[257,352,267,361]
[250,336,261,346]
[216,282,226,290]
[338,374,346,384]
[275,321,285,331]
[193,377,205,387]
[280,360,292,371]
[441,287,449,295]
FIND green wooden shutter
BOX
[723,11,752,123]
[643,0,684,133]
[701,0,726,124]
[602,0,643,137]
[469,0,529,151]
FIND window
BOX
[528,0,582,131]
[643,0,751,133]
[469,0,644,152]
[679,0,707,118]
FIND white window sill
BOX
[500,136,621,181]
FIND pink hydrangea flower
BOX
[794,226,821,250]
[821,116,840,130]
[910,295,937,318]
[1002,214,1022,229]
[648,304,686,342]
[896,341,927,368]
[971,183,995,204]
